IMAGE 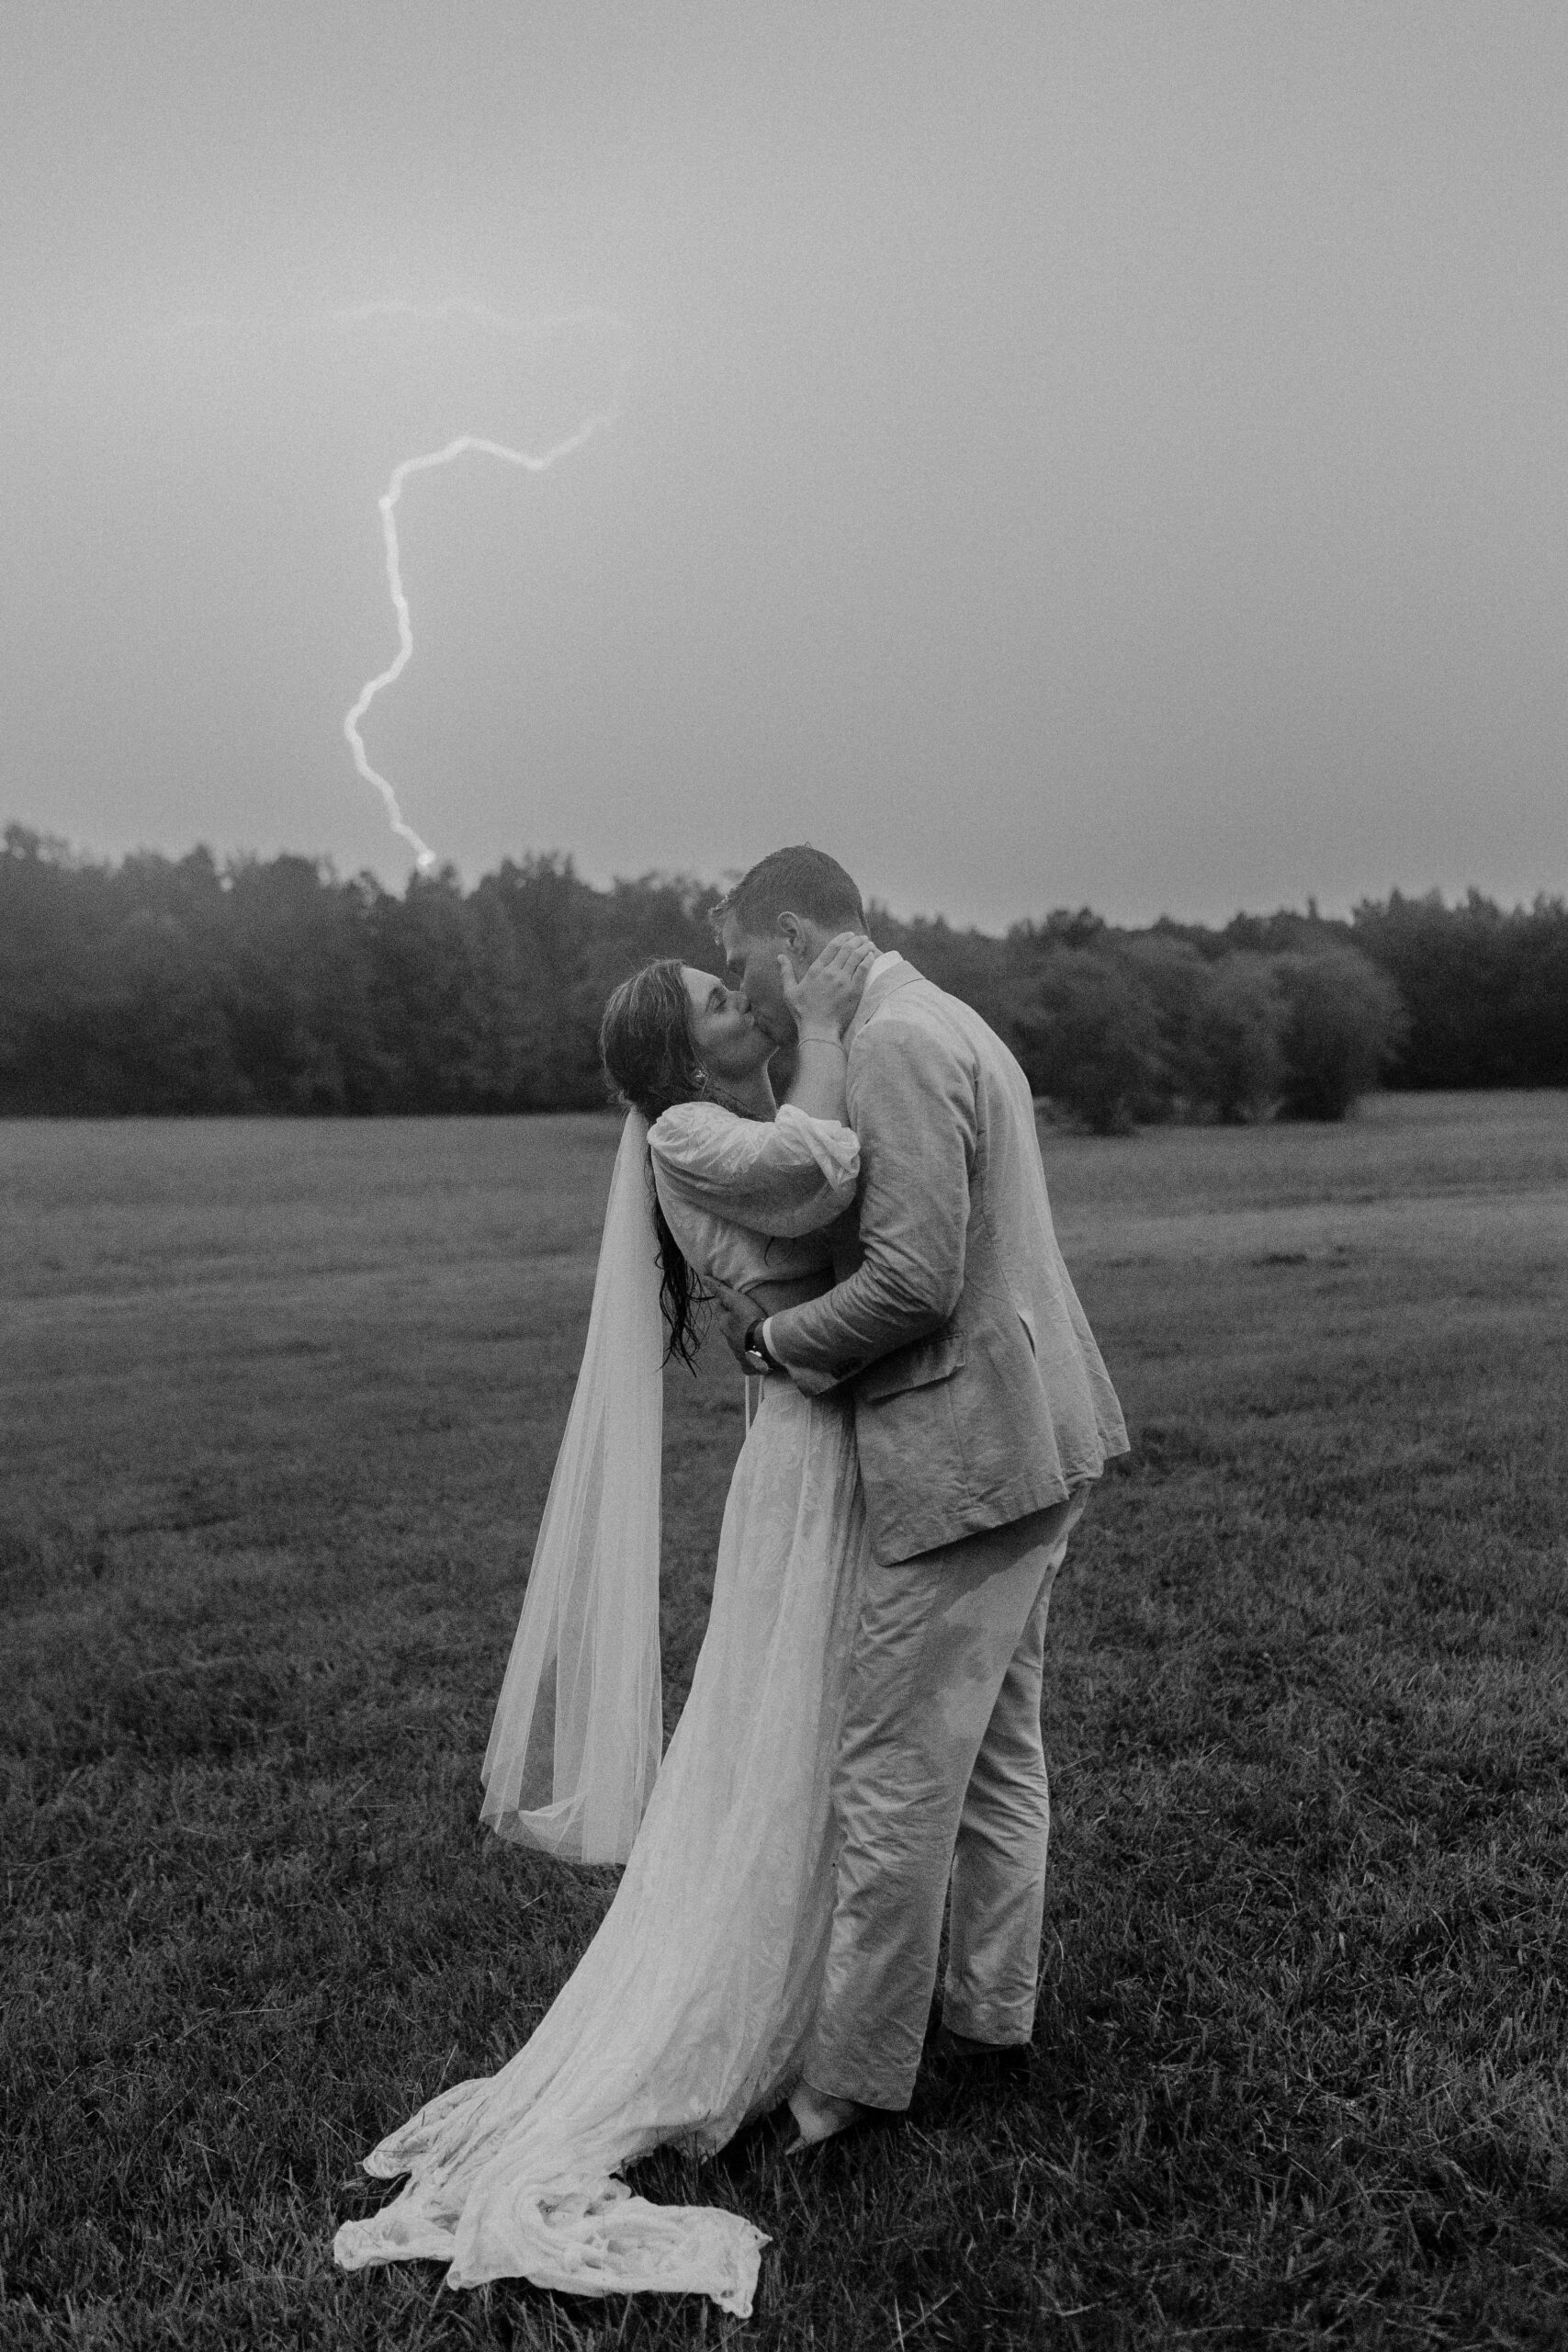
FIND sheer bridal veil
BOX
[480,1112,665,1864]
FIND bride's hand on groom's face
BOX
[783,933,877,1037]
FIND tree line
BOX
[2,824,1563,1129]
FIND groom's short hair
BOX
[712,845,866,939]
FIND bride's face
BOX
[682,967,772,1089]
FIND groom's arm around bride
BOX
[715,844,1129,2140]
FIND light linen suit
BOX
[766,954,1128,2109]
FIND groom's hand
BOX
[708,1277,759,1372]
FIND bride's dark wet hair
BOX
[600,961,707,1125]
[599,959,713,1370]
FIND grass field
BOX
[3,1092,1566,2350]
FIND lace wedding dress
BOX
[333,1104,868,2315]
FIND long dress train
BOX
[333,1106,868,2313]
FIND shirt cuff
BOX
[761,1317,778,1363]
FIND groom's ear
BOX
[776,911,809,967]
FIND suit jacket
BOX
[767,956,1129,1565]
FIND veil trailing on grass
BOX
[479,1110,664,1864]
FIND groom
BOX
[709,845,1128,2145]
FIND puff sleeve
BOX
[647,1102,860,1238]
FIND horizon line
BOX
[5,817,1562,937]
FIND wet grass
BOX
[3,1094,1566,2348]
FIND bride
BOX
[333,933,879,2316]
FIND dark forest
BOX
[3,824,1564,1130]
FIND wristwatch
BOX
[742,1320,780,1377]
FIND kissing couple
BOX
[333,844,1127,2315]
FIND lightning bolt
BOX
[344,413,617,874]
[158,296,629,870]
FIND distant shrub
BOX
[1113,933,1210,1118]
[1186,954,1286,1122]
[1014,950,1163,1135]
[1273,947,1408,1120]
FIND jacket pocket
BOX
[855,1327,969,1405]
[1017,1304,1038,1359]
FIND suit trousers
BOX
[800,1486,1089,2112]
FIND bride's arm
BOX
[649,1099,860,1239]
[777,934,877,1124]
[647,934,877,1238]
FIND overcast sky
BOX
[4,1,1562,929]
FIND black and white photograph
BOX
[4,5,1565,2346]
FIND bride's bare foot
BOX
[785,2082,868,2154]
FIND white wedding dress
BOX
[333,1104,869,2315]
